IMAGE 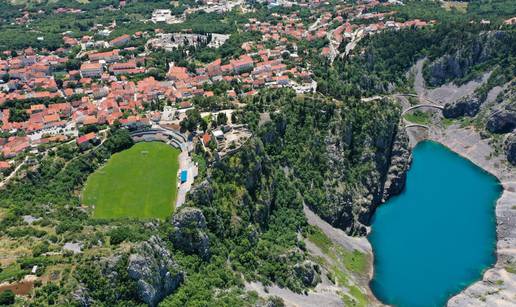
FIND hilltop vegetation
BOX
[314,21,515,99]
[0,0,286,51]
[370,0,516,22]
[0,0,514,305]
[0,90,400,305]
[0,128,134,207]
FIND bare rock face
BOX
[101,254,123,282]
[127,236,184,307]
[72,285,92,307]
[382,125,412,201]
[425,31,511,87]
[170,207,211,260]
[487,110,516,133]
[487,108,516,134]
[314,101,411,236]
[294,261,321,287]
[486,82,516,134]
[187,180,213,207]
[505,133,516,165]
[443,95,482,118]
[426,54,467,87]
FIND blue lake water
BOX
[369,140,501,307]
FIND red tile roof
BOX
[202,132,211,146]
[76,132,97,145]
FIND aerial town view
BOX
[0,0,514,306]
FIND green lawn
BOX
[83,142,180,220]
[403,110,431,125]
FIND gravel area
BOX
[411,58,490,105]
[22,215,40,225]
[63,242,83,254]
[426,72,490,104]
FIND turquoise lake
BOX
[369,141,501,307]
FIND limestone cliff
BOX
[486,84,516,134]
[74,235,184,307]
[505,133,516,166]
[127,236,184,307]
[317,99,412,235]
[443,95,482,118]
[170,206,211,260]
[293,260,321,287]
[425,31,513,87]
[482,82,516,164]
[382,125,412,201]
[189,97,411,239]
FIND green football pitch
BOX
[83,142,180,219]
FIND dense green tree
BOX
[0,290,15,305]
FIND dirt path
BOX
[0,157,27,189]
[175,149,197,208]
[245,281,344,307]
[412,58,427,97]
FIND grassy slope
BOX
[306,227,369,306]
[83,142,180,220]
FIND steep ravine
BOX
[312,110,413,236]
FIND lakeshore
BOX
[406,124,516,306]
[245,122,515,307]
[398,57,516,306]
[369,140,500,306]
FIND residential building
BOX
[110,34,131,47]
[80,63,103,78]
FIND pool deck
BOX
[176,149,198,208]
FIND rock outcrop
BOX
[485,85,516,134]
[319,101,412,235]
[261,296,286,307]
[293,261,321,287]
[72,285,92,307]
[426,54,468,87]
[505,133,516,165]
[486,108,516,133]
[187,180,213,208]
[443,95,482,118]
[101,254,123,283]
[425,31,511,87]
[170,207,210,260]
[127,236,184,307]
[382,125,412,201]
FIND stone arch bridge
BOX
[401,104,444,116]
[394,94,445,129]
